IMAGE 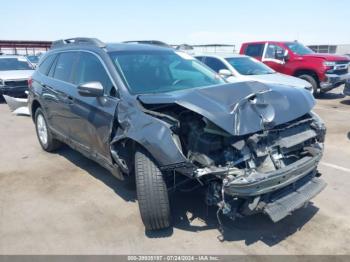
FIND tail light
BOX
[28,77,33,89]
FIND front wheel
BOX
[135,147,171,230]
[298,74,320,97]
[34,108,62,152]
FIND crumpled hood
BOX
[138,81,315,136]
[0,70,34,80]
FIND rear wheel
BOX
[298,74,319,97]
[135,147,171,230]
[34,108,62,152]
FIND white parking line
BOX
[320,162,350,173]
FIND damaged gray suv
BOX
[29,38,327,232]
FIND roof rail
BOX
[51,37,106,49]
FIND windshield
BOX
[285,42,314,55]
[109,50,224,94]
[226,57,275,75]
[0,57,33,71]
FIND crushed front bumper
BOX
[224,152,322,197]
[320,72,350,92]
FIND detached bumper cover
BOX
[320,72,350,91]
[264,177,326,222]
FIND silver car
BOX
[0,55,34,98]
[196,54,313,93]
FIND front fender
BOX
[111,100,188,168]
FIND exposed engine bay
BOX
[140,101,326,232]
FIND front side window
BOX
[265,44,286,60]
[53,52,79,83]
[109,50,224,94]
[73,52,115,96]
[285,42,314,55]
[226,57,275,75]
[245,44,264,57]
[203,57,228,73]
[0,57,33,71]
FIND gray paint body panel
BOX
[138,81,315,136]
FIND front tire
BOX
[34,108,62,152]
[135,147,171,230]
[298,74,320,97]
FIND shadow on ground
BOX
[56,145,319,246]
[317,92,345,100]
[340,99,350,106]
[57,145,136,202]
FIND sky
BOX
[1,0,349,47]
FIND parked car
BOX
[0,55,34,98]
[240,41,350,96]
[195,54,313,92]
[29,38,326,233]
[26,55,41,67]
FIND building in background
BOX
[308,44,350,55]
[0,40,52,55]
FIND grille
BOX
[335,61,350,65]
[4,80,28,87]
[333,69,349,75]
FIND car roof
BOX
[49,42,174,53]
[0,55,27,59]
[195,53,248,59]
[106,43,173,52]
[242,41,294,45]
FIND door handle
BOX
[66,95,74,104]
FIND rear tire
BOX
[34,108,62,152]
[135,147,171,230]
[298,74,319,97]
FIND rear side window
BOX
[38,54,56,75]
[203,57,227,73]
[245,44,265,57]
[195,56,204,62]
[53,52,79,83]
[73,52,115,96]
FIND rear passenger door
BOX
[42,51,79,137]
[68,51,119,160]
[243,43,265,61]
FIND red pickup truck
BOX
[240,41,350,96]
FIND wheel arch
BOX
[293,69,319,83]
[31,99,42,122]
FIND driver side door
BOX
[66,51,119,161]
[262,43,288,74]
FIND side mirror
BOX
[219,69,232,78]
[77,81,104,97]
